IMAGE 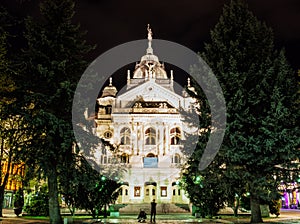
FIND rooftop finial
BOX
[109,77,112,86]
[147,24,153,54]
[147,24,152,41]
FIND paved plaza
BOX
[0,209,299,223]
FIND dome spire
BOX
[147,24,153,54]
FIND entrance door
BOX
[144,183,157,203]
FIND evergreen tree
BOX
[59,154,121,217]
[181,78,228,218]
[70,168,120,219]
[0,8,14,100]
[184,0,299,223]
[16,1,94,223]
[0,7,28,217]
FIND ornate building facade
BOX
[94,26,195,205]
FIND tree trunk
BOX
[0,147,13,218]
[0,187,4,217]
[233,197,240,217]
[48,165,62,224]
[250,194,263,223]
[104,204,107,218]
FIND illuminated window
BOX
[161,186,167,197]
[145,127,156,145]
[170,127,181,145]
[172,153,181,164]
[120,153,129,163]
[134,186,141,197]
[120,127,131,145]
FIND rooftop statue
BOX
[147,24,153,51]
[147,24,152,41]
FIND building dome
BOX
[140,54,159,63]
[101,77,117,97]
[133,60,168,79]
[132,25,168,79]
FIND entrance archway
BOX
[144,182,157,203]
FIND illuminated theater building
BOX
[93,26,196,206]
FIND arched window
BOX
[172,153,181,164]
[170,127,181,145]
[145,127,156,145]
[146,153,155,157]
[120,127,131,145]
[120,153,129,163]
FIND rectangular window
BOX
[134,186,141,197]
[146,189,149,196]
[152,189,155,196]
[161,187,167,197]
[178,189,181,196]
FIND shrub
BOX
[24,186,49,216]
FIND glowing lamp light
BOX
[195,176,201,184]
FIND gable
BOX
[116,80,184,109]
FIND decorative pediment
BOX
[116,80,184,109]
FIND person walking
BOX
[150,199,157,222]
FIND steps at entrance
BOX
[119,203,190,214]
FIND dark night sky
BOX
[73,0,300,70]
[3,0,300,69]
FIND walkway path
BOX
[0,208,299,223]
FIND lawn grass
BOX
[22,216,49,220]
